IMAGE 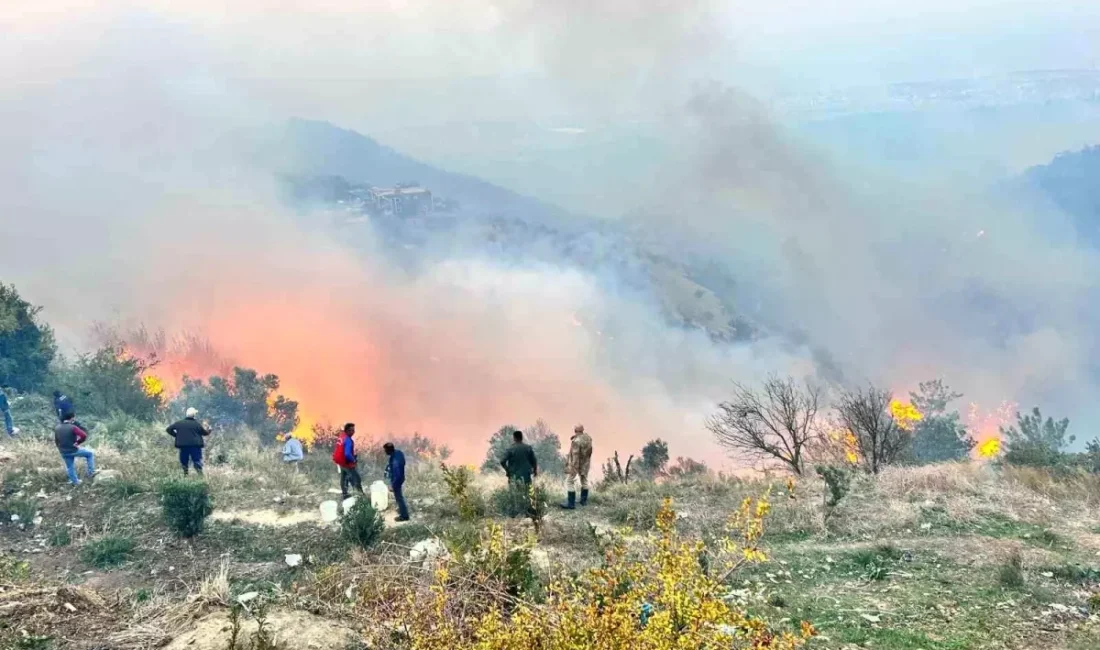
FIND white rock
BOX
[63,602,77,612]
[370,481,389,511]
[237,591,259,604]
[32,516,42,526]
[320,500,339,523]
[327,488,343,495]
[1042,571,1054,578]
[10,514,19,522]
[920,523,932,530]
[410,538,447,565]
[342,496,358,513]
[285,554,302,567]
[860,613,881,623]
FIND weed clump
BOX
[160,479,214,537]
[48,526,72,547]
[997,551,1025,589]
[490,481,549,532]
[341,498,384,549]
[440,463,486,521]
[81,534,135,568]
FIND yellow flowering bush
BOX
[398,493,815,649]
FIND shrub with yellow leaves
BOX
[396,493,815,649]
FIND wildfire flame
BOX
[967,400,1015,460]
[977,438,1001,458]
[826,428,860,465]
[142,374,165,399]
[888,399,923,432]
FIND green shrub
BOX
[491,482,532,518]
[440,463,486,521]
[341,498,384,549]
[848,545,902,581]
[1002,407,1073,468]
[607,498,663,531]
[997,552,1025,589]
[2,497,38,528]
[48,526,72,547]
[81,534,135,568]
[159,479,214,537]
[1088,592,1100,614]
[816,465,851,508]
[1042,563,1100,585]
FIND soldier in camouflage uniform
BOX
[561,424,593,509]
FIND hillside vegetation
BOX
[2,423,1099,649]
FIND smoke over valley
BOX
[3,1,1100,462]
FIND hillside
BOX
[267,120,759,345]
[1022,145,1100,245]
[2,426,1099,649]
[256,119,584,227]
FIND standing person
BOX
[282,432,304,471]
[383,442,410,522]
[501,429,539,486]
[561,424,594,509]
[332,423,365,500]
[0,387,19,437]
[53,390,74,423]
[55,415,95,486]
[166,407,210,476]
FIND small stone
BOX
[237,591,259,604]
[63,602,77,612]
[10,514,19,522]
[285,554,302,567]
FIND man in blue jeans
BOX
[166,407,210,475]
[1,387,19,437]
[383,442,409,522]
[54,415,95,485]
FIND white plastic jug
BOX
[319,500,339,523]
[370,480,389,511]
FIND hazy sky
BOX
[5,1,1099,128]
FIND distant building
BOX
[368,184,434,217]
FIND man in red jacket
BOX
[54,415,96,486]
[333,422,365,500]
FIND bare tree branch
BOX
[705,375,821,475]
[836,385,910,474]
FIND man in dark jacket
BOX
[166,407,210,475]
[53,390,74,422]
[383,442,410,522]
[334,423,365,500]
[55,416,95,486]
[501,429,539,485]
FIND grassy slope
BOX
[1,428,1099,650]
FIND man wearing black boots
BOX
[561,424,593,509]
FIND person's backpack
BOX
[332,433,350,466]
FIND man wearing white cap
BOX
[166,407,211,476]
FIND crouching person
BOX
[282,432,305,471]
[55,416,95,486]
